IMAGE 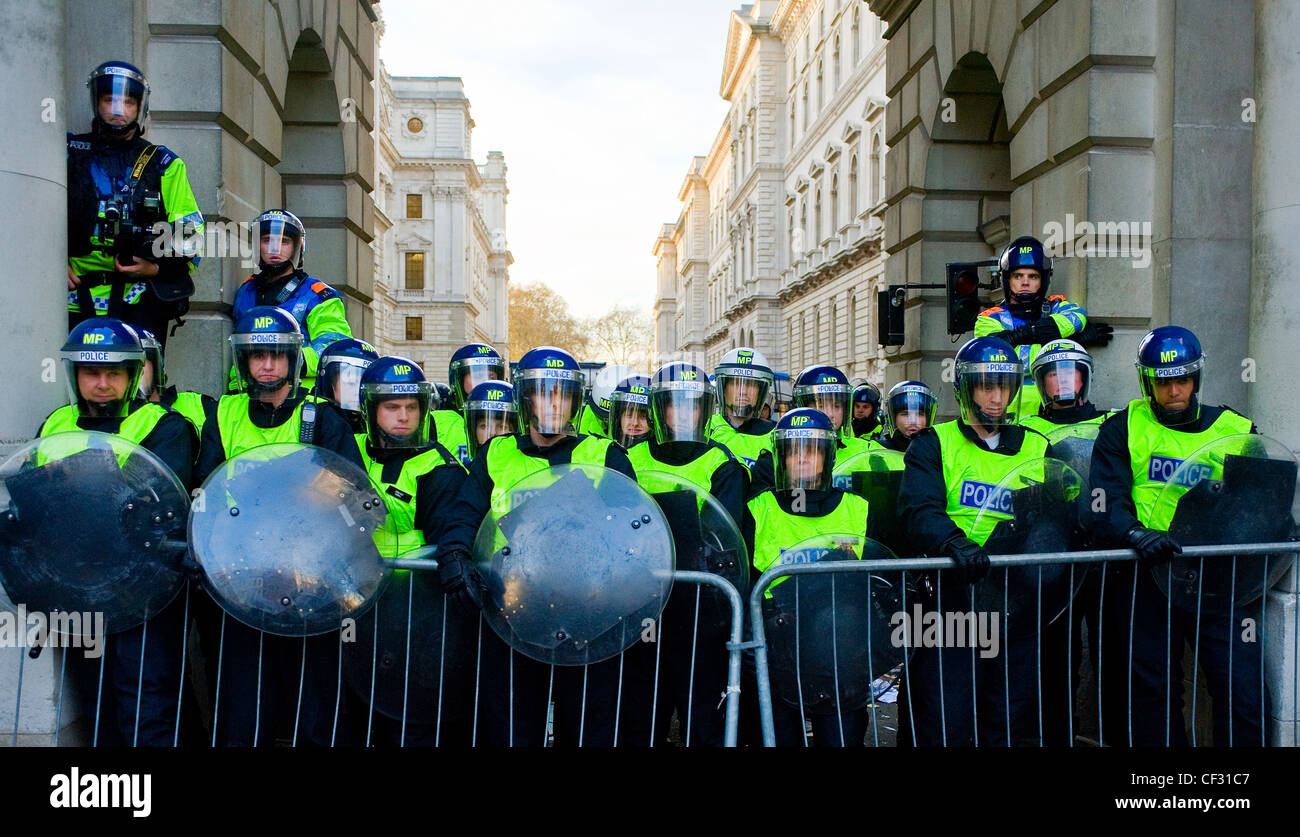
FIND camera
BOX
[89,191,164,263]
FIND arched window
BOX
[790,99,797,147]
[802,82,809,131]
[849,154,859,218]
[833,34,841,89]
[852,8,861,66]
[828,302,837,365]
[870,134,882,207]
[814,186,823,244]
[830,173,840,233]
[800,199,808,252]
[788,208,796,265]
[816,59,824,114]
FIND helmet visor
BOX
[363,381,433,449]
[773,427,836,492]
[91,72,146,122]
[516,369,581,436]
[451,356,506,406]
[258,217,300,267]
[650,381,714,444]
[716,369,771,421]
[319,356,373,413]
[1033,358,1090,407]
[230,332,303,396]
[886,388,936,437]
[794,384,850,432]
[63,358,143,418]
[466,400,517,458]
[957,365,1022,428]
[610,391,651,448]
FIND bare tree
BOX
[506,281,588,362]
[584,304,653,370]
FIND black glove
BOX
[1125,525,1182,567]
[1003,318,1060,347]
[437,548,483,612]
[1076,320,1114,348]
[943,535,991,585]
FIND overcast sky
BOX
[377,0,737,319]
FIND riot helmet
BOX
[953,336,1023,430]
[229,306,304,397]
[314,338,379,417]
[61,318,145,418]
[649,362,714,444]
[448,343,506,409]
[361,357,434,449]
[586,364,636,429]
[87,61,149,138]
[512,346,584,437]
[137,328,164,400]
[793,365,853,433]
[254,209,306,275]
[1031,339,1093,410]
[433,382,452,411]
[773,408,837,493]
[714,347,773,424]
[884,380,937,441]
[851,380,882,434]
[998,235,1053,311]
[608,374,652,448]
[465,380,516,458]
[1135,325,1205,426]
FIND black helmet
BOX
[137,328,165,399]
[649,362,714,444]
[772,408,837,493]
[87,61,149,138]
[998,235,1053,311]
[229,306,304,396]
[254,209,307,274]
[361,357,435,449]
[448,343,506,409]
[61,318,146,417]
[465,380,517,458]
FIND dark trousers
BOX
[1098,563,1268,747]
[209,613,345,747]
[70,589,190,747]
[738,654,870,747]
[1037,569,1103,746]
[477,628,657,747]
[651,593,731,747]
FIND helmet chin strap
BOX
[250,376,290,394]
[92,117,137,141]
[1152,395,1199,426]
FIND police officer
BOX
[1089,326,1264,746]
[67,61,203,347]
[229,210,352,392]
[350,357,486,746]
[627,362,749,746]
[575,364,635,439]
[436,343,505,465]
[851,381,883,439]
[793,365,872,459]
[608,374,652,449]
[897,336,1050,746]
[709,348,776,492]
[39,319,196,745]
[742,408,872,747]
[313,337,380,433]
[138,328,216,442]
[1020,339,1109,434]
[976,236,1108,417]
[194,305,363,746]
[463,346,646,746]
[464,379,517,459]
[878,381,937,453]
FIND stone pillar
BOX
[1250,0,1300,746]
[0,0,78,746]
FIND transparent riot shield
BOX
[471,464,675,666]
[0,431,189,635]
[1151,434,1298,607]
[764,532,909,713]
[970,457,1084,638]
[189,444,391,636]
[1044,422,1100,490]
[635,468,747,632]
[832,448,906,551]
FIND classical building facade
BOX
[372,67,510,381]
[653,0,890,385]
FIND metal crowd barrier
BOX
[749,542,1300,747]
[6,556,746,748]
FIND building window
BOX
[816,59,824,114]
[790,100,797,148]
[831,174,840,233]
[853,8,861,65]
[800,199,808,254]
[833,35,841,89]
[849,155,859,218]
[815,186,823,244]
[404,251,425,290]
[406,193,422,219]
[802,82,809,131]
[829,302,837,366]
[405,316,423,341]
[870,135,882,208]
[788,209,796,265]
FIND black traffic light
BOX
[946,262,987,335]
[877,286,904,346]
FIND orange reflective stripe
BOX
[311,281,327,293]
[979,306,1005,316]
